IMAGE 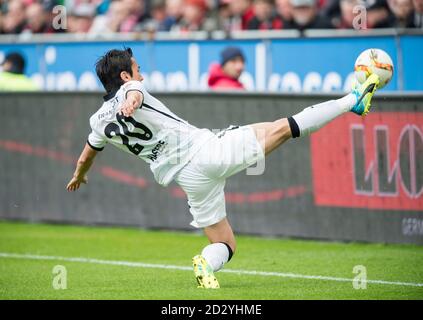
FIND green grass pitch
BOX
[0,221,422,300]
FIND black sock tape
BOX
[288,116,300,138]
[220,242,234,262]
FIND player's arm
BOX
[66,143,98,192]
[119,90,144,117]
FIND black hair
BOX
[4,52,25,74]
[95,48,134,94]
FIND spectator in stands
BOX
[119,0,151,32]
[89,0,131,34]
[365,0,391,28]
[146,0,167,31]
[382,0,415,28]
[0,52,39,91]
[247,0,284,29]
[227,0,255,30]
[324,0,390,29]
[413,0,423,27]
[95,0,112,15]
[23,2,54,34]
[330,0,361,29]
[0,6,5,33]
[3,0,26,34]
[215,0,234,32]
[208,46,245,90]
[285,0,332,30]
[275,0,294,26]
[317,0,327,8]
[68,2,96,33]
[171,0,207,32]
[159,0,183,30]
[3,0,420,35]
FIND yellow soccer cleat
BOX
[192,255,220,289]
[351,73,380,117]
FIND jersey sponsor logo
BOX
[147,140,167,162]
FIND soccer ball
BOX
[354,49,394,89]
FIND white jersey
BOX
[87,80,214,186]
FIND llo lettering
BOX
[352,124,423,198]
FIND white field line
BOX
[0,252,422,288]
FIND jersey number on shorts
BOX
[104,113,153,155]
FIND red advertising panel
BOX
[311,112,423,210]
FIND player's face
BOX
[130,58,144,81]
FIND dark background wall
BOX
[0,92,422,244]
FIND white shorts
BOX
[174,125,265,228]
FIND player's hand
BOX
[119,95,139,117]
[66,175,88,192]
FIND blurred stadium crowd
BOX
[0,0,422,35]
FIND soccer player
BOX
[66,48,379,289]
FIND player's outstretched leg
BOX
[250,74,380,156]
[192,218,235,289]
